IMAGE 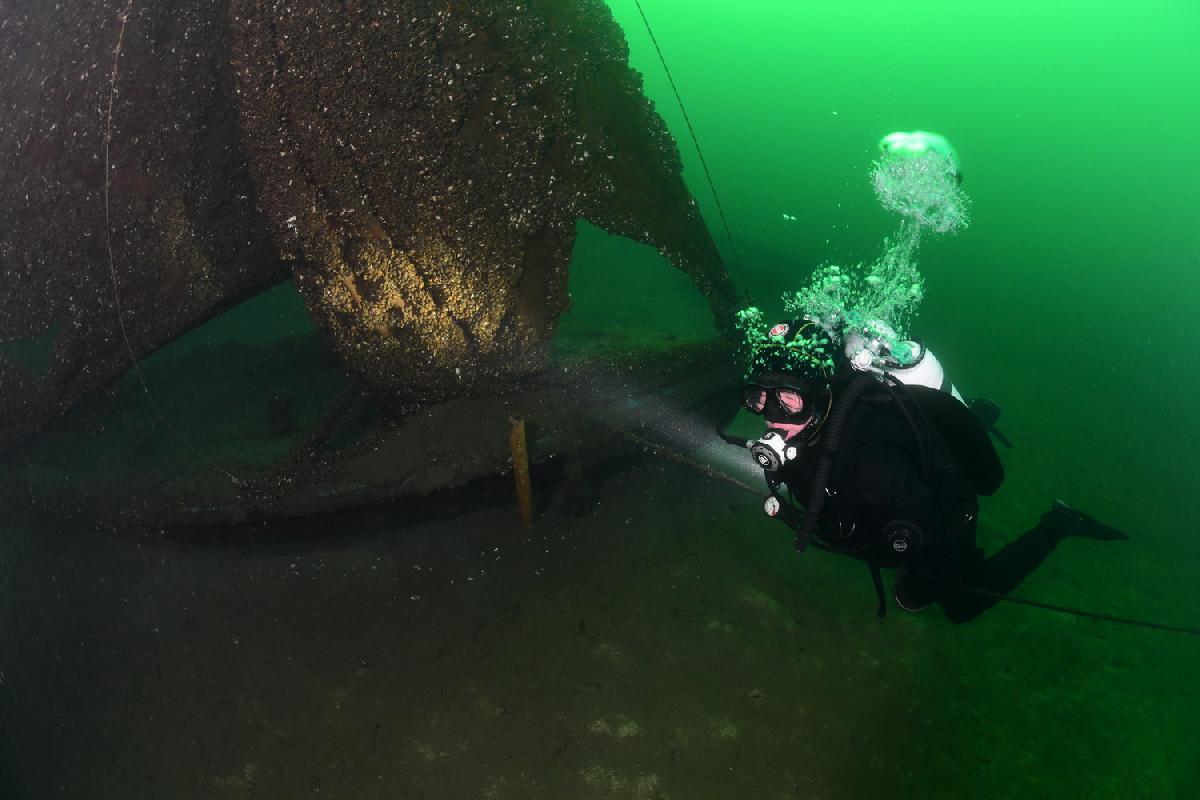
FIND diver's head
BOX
[739,320,835,469]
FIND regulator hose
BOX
[796,373,877,549]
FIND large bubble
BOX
[871,150,970,235]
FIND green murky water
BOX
[2,1,1198,797]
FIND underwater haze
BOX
[2,1,1200,798]
[607,0,1200,598]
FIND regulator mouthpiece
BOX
[751,429,799,472]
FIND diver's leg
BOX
[938,501,1129,623]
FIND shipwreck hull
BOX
[0,0,737,454]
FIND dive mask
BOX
[741,374,824,472]
[740,382,809,419]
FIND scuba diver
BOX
[719,318,1127,620]
[717,131,1126,619]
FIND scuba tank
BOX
[842,322,964,403]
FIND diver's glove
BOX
[968,398,1012,449]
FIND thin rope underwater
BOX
[627,427,1200,637]
[632,0,752,304]
[103,0,242,487]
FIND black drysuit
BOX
[776,375,1063,620]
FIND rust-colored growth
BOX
[508,416,533,528]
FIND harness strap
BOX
[773,498,810,552]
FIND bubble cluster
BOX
[739,138,972,374]
[734,305,837,378]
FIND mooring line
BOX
[103,1,242,487]
[632,0,752,304]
